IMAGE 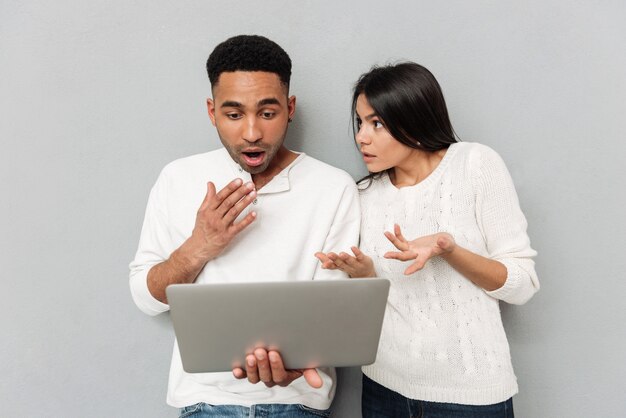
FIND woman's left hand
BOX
[384,224,456,275]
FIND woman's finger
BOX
[405,257,427,275]
[384,231,409,251]
[394,224,408,243]
[338,252,357,266]
[384,251,416,261]
[351,246,364,260]
[315,252,338,269]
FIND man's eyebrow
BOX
[258,98,281,106]
[221,100,242,108]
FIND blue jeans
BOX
[179,402,331,418]
[362,374,514,418]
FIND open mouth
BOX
[242,151,266,167]
[362,152,376,163]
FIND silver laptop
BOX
[166,278,390,373]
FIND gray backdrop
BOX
[2,0,625,417]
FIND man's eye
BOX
[226,113,242,120]
[261,112,275,119]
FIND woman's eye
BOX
[356,118,362,128]
[373,120,384,128]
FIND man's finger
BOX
[218,182,255,217]
[230,211,257,236]
[268,351,289,386]
[199,182,217,212]
[254,348,273,384]
[302,368,323,388]
[223,189,257,225]
[244,354,260,384]
[232,367,247,379]
[211,178,244,210]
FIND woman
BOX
[315,62,539,417]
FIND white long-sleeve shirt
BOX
[360,142,539,405]
[129,148,360,409]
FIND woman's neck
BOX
[390,148,448,188]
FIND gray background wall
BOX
[2,0,625,416]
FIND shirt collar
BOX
[222,148,306,194]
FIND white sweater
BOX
[360,142,539,405]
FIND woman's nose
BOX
[356,126,370,145]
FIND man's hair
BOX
[206,35,292,88]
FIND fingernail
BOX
[247,358,255,367]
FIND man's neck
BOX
[252,146,298,190]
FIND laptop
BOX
[166,278,390,373]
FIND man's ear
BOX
[207,98,217,126]
[287,95,296,122]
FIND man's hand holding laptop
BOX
[233,348,323,388]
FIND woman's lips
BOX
[362,152,375,163]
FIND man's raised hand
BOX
[146,178,257,303]
[188,178,257,263]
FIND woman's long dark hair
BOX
[352,62,458,187]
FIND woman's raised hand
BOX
[384,224,456,275]
[315,246,376,278]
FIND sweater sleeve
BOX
[128,170,173,316]
[471,145,540,305]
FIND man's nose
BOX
[243,118,262,143]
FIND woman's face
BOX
[355,94,415,173]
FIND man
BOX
[129,35,359,417]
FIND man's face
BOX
[207,71,296,174]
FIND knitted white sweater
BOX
[360,142,539,405]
